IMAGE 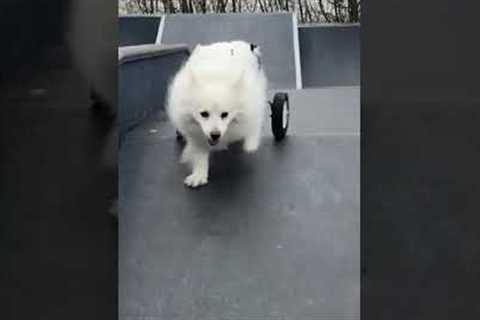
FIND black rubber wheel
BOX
[270,92,289,141]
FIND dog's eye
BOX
[221,112,229,119]
[200,111,209,118]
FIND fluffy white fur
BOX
[167,40,268,187]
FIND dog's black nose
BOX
[210,132,221,141]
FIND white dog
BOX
[167,40,268,187]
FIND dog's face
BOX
[191,83,241,146]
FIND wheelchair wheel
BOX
[270,92,289,141]
[176,130,184,142]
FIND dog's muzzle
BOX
[208,132,221,146]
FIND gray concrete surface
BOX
[119,87,360,320]
[299,24,360,87]
[159,13,300,90]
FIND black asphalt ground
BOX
[119,87,360,319]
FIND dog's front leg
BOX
[243,128,261,153]
[242,109,263,153]
[182,142,209,188]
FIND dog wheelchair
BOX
[269,92,290,141]
[176,42,290,142]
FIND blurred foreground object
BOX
[68,0,117,112]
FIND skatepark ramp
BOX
[119,15,360,89]
[299,24,360,87]
[158,13,302,90]
[119,16,161,46]
[118,13,360,320]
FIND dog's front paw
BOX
[243,138,260,153]
[184,172,208,188]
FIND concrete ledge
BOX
[119,44,190,144]
[119,43,189,64]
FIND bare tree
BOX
[348,0,359,22]
[317,0,331,22]
[257,0,266,13]
[200,0,207,13]
[300,0,307,23]
[119,0,360,24]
